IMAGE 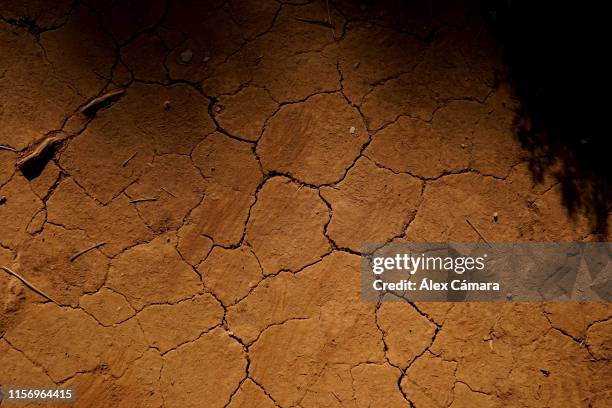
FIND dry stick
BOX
[70,242,106,262]
[294,17,334,28]
[80,88,125,113]
[465,218,491,246]
[160,186,176,198]
[0,145,17,152]
[0,266,60,305]
[122,152,137,167]
[130,197,158,203]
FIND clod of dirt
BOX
[258,93,368,185]
[180,49,193,63]
[106,234,201,310]
[79,288,135,326]
[190,132,262,245]
[4,303,147,382]
[253,52,339,102]
[160,328,246,407]
[125,154,206,232]
[214,86,278,141]
[0,175,44,248]
[137,294,223,353]
[198,246,263,305]
[320,158,422,251]
[245,177,330,273]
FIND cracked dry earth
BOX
[0,0,610,407]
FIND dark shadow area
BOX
[18,138,60,180]
[484,1,609,237]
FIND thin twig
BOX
[326,0,336,39]
[129,197,158,203]
[331,392,342,403]
[0,266,60,305]
[122,152,137,167]
[160,186,176,198]
[465,218,491,246]
[0,145,17,152]
[70,242,106,262]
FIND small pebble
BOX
[493,212,499,222]
[506,292,513,300]
[0,195,6,205]
[214,105,223,113]
[163,100,171,111]
[349,126,356,135]
[203,52,211,63]
[180,49,193,63]
[353,61,360,70]
[460,143,467,149]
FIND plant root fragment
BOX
[0,266,60,305]
[122,152,138,167]
[160,187,177,198]
[129,197,158,204]
[465,218,491,246]
[70,242,106,262]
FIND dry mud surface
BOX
[0,1,610,407]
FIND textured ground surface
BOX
[0,0,610,407]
